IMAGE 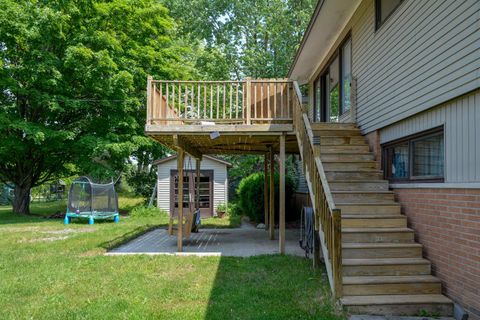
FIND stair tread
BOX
[337,202,399,205]
[320,152,373,155]
[343,243,422,249]
[322,170,383,175]
[312,135,365,141]
[341,294,452,306]
[342,227,413,233]
[321,159,376,163]
[342,214,406,219]
[332,180,388,183]
[333,191,394,194]
[343,275,440,285]
[343,258,430,266]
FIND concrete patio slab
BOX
[107,223,305,257]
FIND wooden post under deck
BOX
[279,134,286,254]
[177,149,185,252]
[269,146,275,240]
[196,158,201,210]
[264,153,269,230]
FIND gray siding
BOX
[156,156,228,213]
[380,89,480,183]
[351,0,480,133]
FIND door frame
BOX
[170,169,214,217]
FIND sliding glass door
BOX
[312,36,352,123]
[327,56,340,122]
[341,38,352,114]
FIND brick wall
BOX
[393,188,480,319]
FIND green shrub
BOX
[216,202,227,213]
[130,205,168,218]
[236,172,295,223]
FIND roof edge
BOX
[153,155,232,167]
[287,0,326,79]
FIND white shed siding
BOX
[156,156,228,213]
[350,0,480,133]
[380,89,480,183]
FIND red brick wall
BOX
[393,188,480,319]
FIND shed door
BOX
[170,170,213,217]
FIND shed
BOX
[153,155,231,217]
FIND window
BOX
[375,0,403,29]
[383,127,444,182]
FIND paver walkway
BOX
[108,222,305,257]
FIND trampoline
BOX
[64,176,119,225]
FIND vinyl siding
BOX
[156,156,228,213]
[380,89,480,183]
[352,0,480,133]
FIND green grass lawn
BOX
[0,198,344,320]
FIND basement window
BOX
[383,127,444,182]
[375,0,403,30]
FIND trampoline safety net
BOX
[67,176,118,216]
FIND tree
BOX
[164,0,317,79]
[0,0,192,214]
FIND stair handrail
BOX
[292,81,342,299]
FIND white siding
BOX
[156,156,228,214]
[380,89,480,183]
[351,0,480,133]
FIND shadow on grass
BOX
[99,224,160,251]
[0,211,55,225]
[203,255,344,320]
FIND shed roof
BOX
[153,155,232,168]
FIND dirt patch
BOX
[41,227,95,235]
[79,248,104,257]
[1,226,41,233]
[19,236,69,243]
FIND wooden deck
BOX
[145,78,298,155]
[145,77,296,255]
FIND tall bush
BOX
[237,172,296,223]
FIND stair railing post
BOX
[332,208,342,299]
[245,77,252,125]
[147,76,153,125]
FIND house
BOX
[144,0,479,317]
[288,0,480,318]
[153,155,231,217]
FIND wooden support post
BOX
[264,153,269,230]
[177,150,185,252]
[279,134,286,254]
[269,146,275,240]
[196,159,201,210]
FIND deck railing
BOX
[146,77,294,125]
[292,81,343,299]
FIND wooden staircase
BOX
[311,122,453,316]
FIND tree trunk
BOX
[13,184,31,214]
